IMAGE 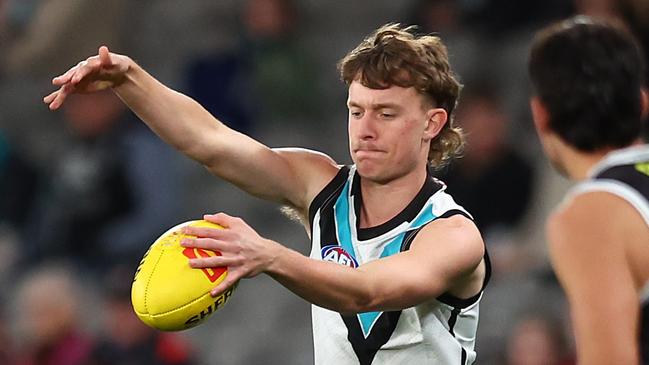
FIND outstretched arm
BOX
[181,212,485,313]
[44,47,338,214]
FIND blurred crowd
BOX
[0,0,646,364]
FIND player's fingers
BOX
[203,212,240,227]
[48,84,75,110]
[210,276,239,297]
[52,64,81,85]
[181,237,229,251]
[182,225,232,239]
[71,55,107,84]
[43,90,59,104]
[188,255,240,269]
[71,60,96,84]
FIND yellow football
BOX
[131,220,235,331]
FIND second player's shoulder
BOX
[547,190,635,254]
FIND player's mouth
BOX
[354,149,385,158]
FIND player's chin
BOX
[354,161,388,181]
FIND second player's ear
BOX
[424,108,448,141]
[530,96,550,133]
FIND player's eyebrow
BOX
[347,101,401,110]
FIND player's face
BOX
[531,97,570,177]
[347,81,442,182]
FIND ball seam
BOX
[144,246,165,314]
[147,290,216,317]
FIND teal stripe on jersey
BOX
[379,232,406,258]
[358,311,382,338]
[412,203,436,229]
[357,203,437,338]
[378,202,435,259]
[334,181,357,261]
[337,184,440,339]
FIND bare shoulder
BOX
[548,190,635,252]
[549,190,649,289]
[546,190,641,289]
[273,147,341,210]
[412,215,484,273]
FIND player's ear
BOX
[530,96,550,133]
[424,108,447,141]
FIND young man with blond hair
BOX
[45,24,489,364]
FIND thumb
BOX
[98,46,112,66]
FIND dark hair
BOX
[528,16,645,151]
[338,23,464,167]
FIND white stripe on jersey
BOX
[641,281,649,305]
[567,180,649,226]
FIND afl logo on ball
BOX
[321,245,358,268]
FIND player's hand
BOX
[43,46,131,110]
[180,212,280,297]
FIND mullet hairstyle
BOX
[338,23,464,168]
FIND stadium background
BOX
[0,0,640,364]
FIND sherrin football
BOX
[131,220,235,331]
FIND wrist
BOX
[264,239,289,275]
[113,56,139,90]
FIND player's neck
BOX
[561,140,643,180]
[561,145,614,180]
[357,167,428,228]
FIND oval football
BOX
[131,220,235,331]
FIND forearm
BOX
[113,61,225,163]
[266,243,384,314]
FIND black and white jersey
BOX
[308,165,490,365]
[565,144,649,363]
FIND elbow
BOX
[334,288,382,315]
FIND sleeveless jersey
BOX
[308,165,490,365]
[565,145,649,363]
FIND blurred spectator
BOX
[409,0,572,38]
[0,130,38,288]
[436,82,535,275]
[0,0,127,78]
[461,0,573,36]
[0,298,15,365]
[0,130,39,230]
[505,313,574,365]
[185,0,319,135]
[437,82,534,241]
[21,91,183,270]
[12,264,94,365]
[242,0,318,120]
[573,0,618,18]
[87,265,195,365]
